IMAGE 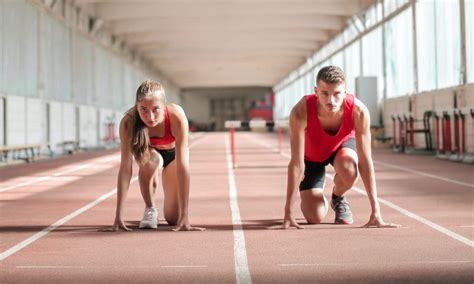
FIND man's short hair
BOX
[316,66,346,84]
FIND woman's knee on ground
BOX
[164,210,178,226]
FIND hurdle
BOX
[433,108,472,162]
[224,120,289,168]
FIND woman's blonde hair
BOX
[131,80,166,165]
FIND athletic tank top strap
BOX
[149,106,176,146]
[164,106,172,136]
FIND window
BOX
[344,41,361,94]
[435,0,461,88]
[465,0,473,82]
[42,15,72,101]
[362,26,384,98]
[2,1,38,97]
[416,1,461,90]
[384,8,414,97]
[331,51,345,73]
[73,35,94,105]
[416,1,437,91]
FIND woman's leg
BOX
[137,150,163,228]
[161,160,180,226]
[138,149,163,208]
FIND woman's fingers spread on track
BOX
[172,225,206,232]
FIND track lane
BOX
[235,131,473,283]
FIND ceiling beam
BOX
[109,15,346,35]
[94,2,363,21]
[122,30,329,45]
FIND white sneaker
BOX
[139,207,158,229]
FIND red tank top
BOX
[149,106,176,146]
[304,93,355,162]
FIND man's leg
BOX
[331,147,358,224]
[300,188,328,224]
[299,160,328,224]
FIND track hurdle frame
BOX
[224,120,289,168]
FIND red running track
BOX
[0,132,472,283]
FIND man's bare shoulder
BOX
[353,97,370,115]
[290,97,307,121]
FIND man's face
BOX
[314,81,346,113]
[136,93,165,128]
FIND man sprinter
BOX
[282,66,400,229]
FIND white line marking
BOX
[327,173,473,248]
[0,176,51,193]
[0,153,121,193]
[16,265,208,269]
[0,134,207,261]
[249,134,474,248]
[0,177,138,261]
[51,164,92,176]
[16,266,86,269]
[373,160,474,188]
[278,260,472,267]
[0,164,94,192]
[460,225,474,228]
[161,265,208,268]
[225,135,252,284]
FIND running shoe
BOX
[331,195,353,224]
[139,207,158,229]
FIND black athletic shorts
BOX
[299,138,356,191]
[154,148,176,168]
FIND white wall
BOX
[6,96,26,145]
[0,1,181,153]
[48,101,62,152]
[182,95,211,124]
[26,97,43,144]
[63,103,77,141]
[0,1,3,95]
[0,98,4,145]
[79,105,98,148]
[98,108,114,144]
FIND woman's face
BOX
[136,93,165,128]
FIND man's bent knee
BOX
[335,155,358,187]
[300,189,328,224]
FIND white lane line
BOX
[16,266,86,269]
[0,177,138,261]
[0,163,94,193]
[0,176,52,193]
[161,265,208,268]
[16,265,208,269]
[0,153,121,193]
[249,134,474,248]
[373,160,473,188]
[324,175,473,248]
[0,134,208,262]
[278,260,472,267]
[225,135,252,284]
